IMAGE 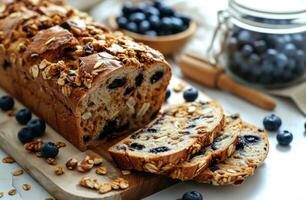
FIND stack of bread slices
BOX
[109,89,269,186]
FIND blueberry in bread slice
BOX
[108,101,224,173]
[169,114,241,181]
[0,0,172,151]
[194,122,269,185]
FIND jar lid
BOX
[233,0,306,14]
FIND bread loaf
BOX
[0,0,171,150]
[108,101,224,173]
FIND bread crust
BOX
[0,0,171,150]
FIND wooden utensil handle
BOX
[217,74,276,110]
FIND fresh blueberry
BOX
[291,34,304,48]
[274,37,286,49]
[122,3,136,17]
[253,40,267,54]
[126,22,138,33]
[304,122,306,131]
[144,30,157,36]
[177,14,191,26]
[241,44,254,57]
[165,89,171,101]
[160,17,173,31]
[282,35,292,43]
[275,53,288,69]
[116,16,128,29]
[18,127,34,144]
[263,114,282,131]
[284,43,297,57]
[144,6,160,17]
[129,12,146,24]
[15,108,32,125]
[159,6,175,17]
[148,15,160,29]
[41,142,59,158]
[183,88,199,102]
[182,191,203,200]
[27,119,46,137]
[249,54,261,65]
[0,95,14,111]
[171,17,184,33]
[295,49,305,64]
[227,37,238,51]
[277,130,293,146]
[237,30,253,44]
[153,0,165,9]
[139,20,151,34]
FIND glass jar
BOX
[216,0,306,88]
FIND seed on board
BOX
[46,158,57,165]
[12,169,24,176]
[55,166,65,176]
[8,189,16,196]
[2,156,15,164]
[99,183,112,194]
[0,192,3,198]
[96,166,107,175]
[22,184,31,191]
[56,141,66,148]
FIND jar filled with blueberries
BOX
[218,0,306,88]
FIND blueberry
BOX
[274,37,286,49]
[275,53,288,69]
[0,95,14,111]
[122,3,136,16]
[153,0,165,9]
[253,40,267,54]
[249,54,261,65]
[291,34,304,48]
[183,88,199,102]
[159,6,175,17]
[139,20,151,34]
[165,89,171,101]
[144,6,160,17]
[126,22,138,33]
[304,122,306,131]
[41,142,59,158]
[149,146,170,153]
[129,12,146,24]
[171,17,185,33]
[116,16,128,29]
[27,119,46,137]
[263,114,282,131]
[282,35,292,43]
[148,15,160,29]
[144,30,157,36]
[18,127,34,144]
[277,130,293,146]
[241,44,254,57]
[182,191,203,200]
[15,108,32,125]
[237,30,253,44]
[295,49,305,64]
[284,43,297,57]
[177,14,191,26]
[160,17,172,31]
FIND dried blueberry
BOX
[149,146,170,153]
[26,119,46,137]
[263,114,282,131]
[209,158,220,172]
[130,142,145,150]
[124,87,135,96]
[41,142,59,158]
[135,73,144,87]
[108,77,126,89]
[18,127,34,144]
[84,43,94,55]
[182,191,203,200]
[0,95,14,111]
[150,71,164,84]
[16,108,32,125]
[116,146,127,151]
[147,128,158,133]
[83,135,91,143]
[165,89,171,101]
[236,139,244,151]
[277,130,293,146]
[243,135,260,144]
[179,131,191,135]
[183,88,199,102]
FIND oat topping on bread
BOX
[0,0,172,150]
[108,101,224,173]
[195,122,269,186]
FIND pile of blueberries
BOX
[0,95,59,158]
[116,0,191,36]
[226,24,306,86]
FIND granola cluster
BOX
[0,0,165,97]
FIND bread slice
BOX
[194,122,269,185]
[169,114,241,180]
[108,101,224,173]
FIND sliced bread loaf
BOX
[108,101,224,173]
[169,114,241,180]
[194,122,269,185]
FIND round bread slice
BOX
[194,122,269,186]
[169,114,242,181]
[108,101,224,174]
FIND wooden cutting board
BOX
[0,77,210,200]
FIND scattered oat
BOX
[46,158,57,165]
[99,183,112,194]
[8,189,16,196]
[2,156,15,164]
[121,170,131,175]
[0,192,3,198]
[12,169,24,176]
[173,82,186,93]
[66,158,78,170]
[56,141,66,148]
[55,166,65,176]
[22,184,31,191]
[96,166,107,175]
